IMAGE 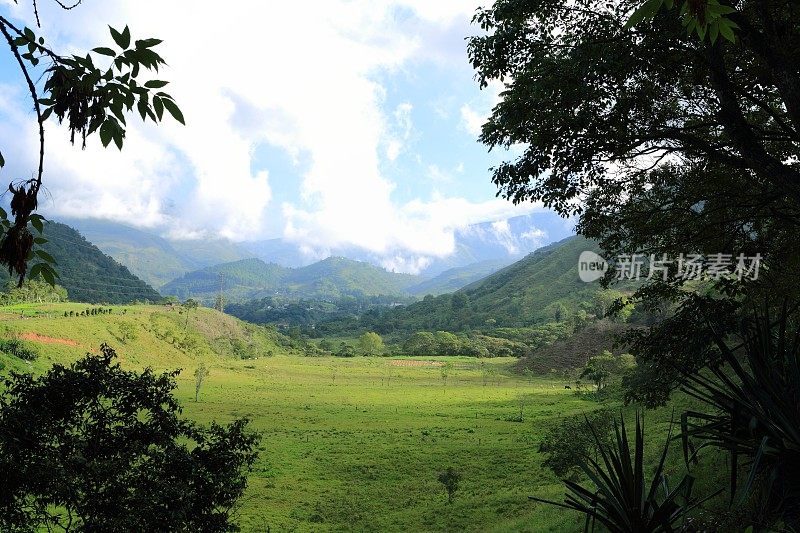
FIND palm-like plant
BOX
[681,303,800,525]
[532,412,715,532]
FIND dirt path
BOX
[18,332,80,347]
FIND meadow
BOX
[0,304,700,532]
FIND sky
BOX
[0,0,559,272]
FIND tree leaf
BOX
[135,38,163,49]
[719,21,735,42]
[110,25,131,49]
[41,264,56,286]
[144,80,169,89]
[93,47,117,57]
[35,249,56,264]
[99,120,113,147]
[162,98,185,125]
[0,206,6,219]
[30,216,44,233]
[0,150,4,168]
[624,0,663,30]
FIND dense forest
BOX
[0,222,161,304]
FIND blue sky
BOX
[0,1,554,272]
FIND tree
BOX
[183,298,199,329]
[440,361,454,386]
[539,408,614,480]
[194,364,209,402]
[580,350,635,391]
[467,0,800,404]
[437,467,461,504]
[0,5,183,287]
[0,345,258,532]
[357,331,384,356]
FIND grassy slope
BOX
[0,303,720,532]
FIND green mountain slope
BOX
[407,260,510,296]
[0,303,295,373]
[161,256,421,304]
[62,218,253,288]
[362,236,603,331]
[0,222,161,304]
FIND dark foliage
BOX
[538,408,614,480]
[0,344,258,532]
[533,412,716,532]
[468,0,800,401]
[681,304,800,527]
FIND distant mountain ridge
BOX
[0,222,161,304]
[60,212,574,286]
[160,256,421,304]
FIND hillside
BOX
[407,260,509,296]
[0,303,294,373]
[63,218,253,288]
[161,256,422,304]
[0,222,161,304]
[361,236,605,332]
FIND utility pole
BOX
[215,272,225,312]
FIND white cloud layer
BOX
[0,0,544,269]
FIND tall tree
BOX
[468,0,800,405]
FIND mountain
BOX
[58,211,574,287]
[361,236,604,331]
[160,256,422,304]
[0,222,161,304]
[62,218,253,288]
[407,260,510,296]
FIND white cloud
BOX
[0,0,548,270]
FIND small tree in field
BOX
[437,467,461,504]
[357,331,384,356]
[194,364,209,402]
[440,361,453,386]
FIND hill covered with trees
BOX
[161,256,421,304]
[358,236,607,333]
[0,222,161,304]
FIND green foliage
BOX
[118,321,137,343]
[681,305,800,525]
[533,412,713,531]
[0,279,67,304]
[580,350,637,391]
[357,331,384,356]
[194,363,210,402]
[0,345,257,532]
[0,338,37,361]
[0,11,182,288]
[437,467,461,504]
[468,0,800,403]
[539,408,615,480]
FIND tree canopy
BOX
[468,0,800,404]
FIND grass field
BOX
[0,304,713,532]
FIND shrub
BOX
[0,339,37,361]
[0,344,258,532]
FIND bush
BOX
[0,344,259,532]
[0,339,37,361]
[538,408,614,480]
